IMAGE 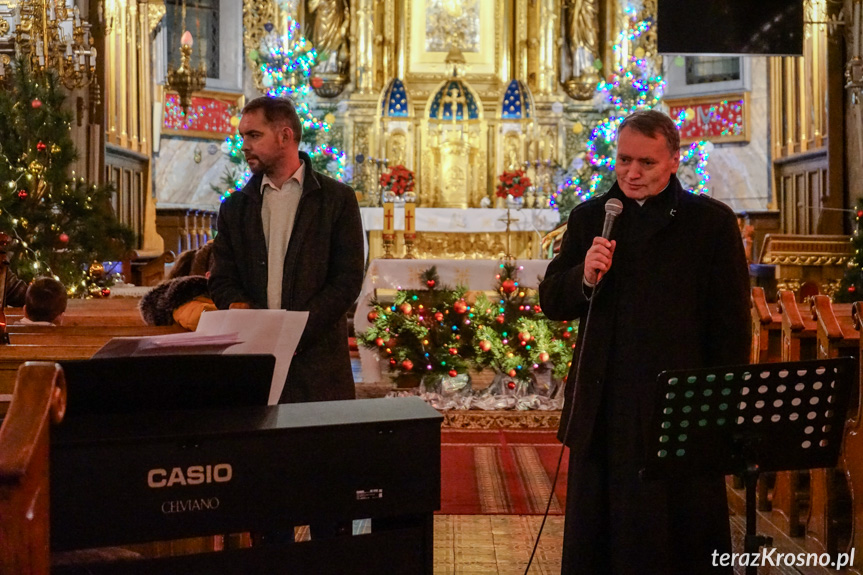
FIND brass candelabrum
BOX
[165,0,206,115]
[0,0,97,90]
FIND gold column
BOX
[784,58,795,155]
[536,0,559,96]
[107,8,118,144]
[353,0,375,94]
[514,0,529,83]
[137,1,152,153]
[119,2,129,148]
[128,1,140,152]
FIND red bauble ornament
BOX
[448,347,458,355]
[501,279,517,294]
[508,369,517,377]
[539,351,550,363]
[367,310,378,322]
[850,286,857,293]
[448,370,457,378]
[562,331,571,339]
[31,98,42,109]
[17,190,27,199]
[496,315,505,324]
[401,359,414,371]
[389,359,397,365]
[375,337,385,347]
[479,340,492,352]
[36,141,47,152]
[858,210,863,218]
[311,76,324,88]
[507,381,516,389]
[400,302,412,315]
[453,300,467,314]
[101,288,111,297]
[426,279,436,288]
[59,233,69,244]
[518,331,531,342]
[434,311,444,322]
[533,305,542,313]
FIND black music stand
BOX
[641,358,855,575]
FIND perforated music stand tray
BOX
[641,358,855,575]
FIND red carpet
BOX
[439,429,569,515]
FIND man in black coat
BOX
[209,96,363,404]
[539,110,750,574]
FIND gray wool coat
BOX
[209,151,364,403]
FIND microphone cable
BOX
[522,274,608,575]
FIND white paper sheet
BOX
[195,309,309,405]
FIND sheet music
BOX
[196,309,308,405]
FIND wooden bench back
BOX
[0,363,65,575]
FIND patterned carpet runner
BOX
[439,429,569,515]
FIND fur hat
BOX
[139,275,210,326]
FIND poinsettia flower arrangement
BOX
[379,164,415,196]
[495,169,532,198]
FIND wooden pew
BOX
[805,296,858,556]
[770,290,819,537]
[846,301,863,571]
[750,286,782,364]
[749,287,782,510]
[0,362,66,575]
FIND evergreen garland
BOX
[835,200,863,303]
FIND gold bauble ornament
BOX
[50,144,61,154]
[28,160,44,175]
[89,261,105,279]
[572,122,584,135]
[324,113,336,125]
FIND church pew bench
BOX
[770,290,819,537]
[6,325,185,336]
[749,287,783,509]
[751,286,782,364]
[0,346,102,401]
[805,296,857,557]
[845,301,863,570]
[0,362,66,575]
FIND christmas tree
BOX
[216,10,348,201]
[834,200,863,303]
[552,9,711,221]
[0,63,135,295]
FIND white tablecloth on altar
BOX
[359,207,560,233]
[355,258,552,384]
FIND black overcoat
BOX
[539,176,750,574]
[209,151,364,403]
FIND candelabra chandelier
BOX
[165,0,206,115]
[0,0,97,89]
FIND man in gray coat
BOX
[209,96,363,404]
[539,110,750,574]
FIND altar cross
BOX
[498,208,519,260]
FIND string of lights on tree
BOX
[834,200,863,303]
[0,62,134,295]
[551,8,712,220]
[216,10,347,201]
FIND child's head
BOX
[24,277,68,324]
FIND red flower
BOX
[380,164,415,196]
[495,169,532,198]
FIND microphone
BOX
[602,198,623,239]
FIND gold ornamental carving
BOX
[243,0,277,91]
[367,231,540,261]
[148,4,167,35]
[0,17,9,37]
[441,410,562,429]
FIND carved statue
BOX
[561,0,599,81]
[305,0,350,74]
